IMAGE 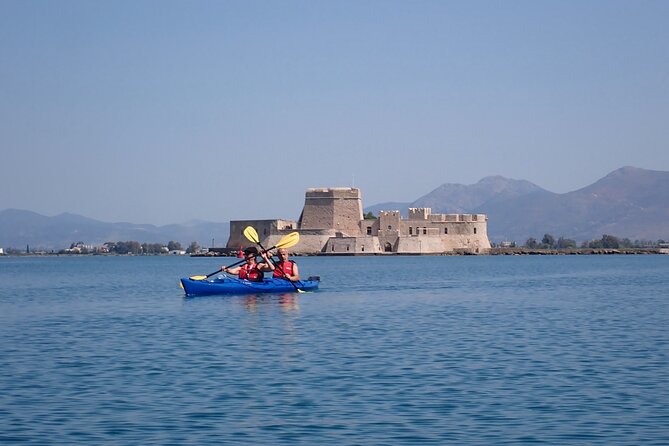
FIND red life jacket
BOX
[273,260,295,278]
[240,263,264,281]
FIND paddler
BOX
[268,248,300,281]
[222,247,273,282]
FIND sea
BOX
[1,254,668,445]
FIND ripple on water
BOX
[1,255,668,444]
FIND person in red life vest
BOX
[270,248,300,281]
[222,247,273,282]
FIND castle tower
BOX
[298,187,363,235]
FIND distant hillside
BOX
[0,209,229,251]
[365,167,669,243]
[364,177,545,219]
[364,201,412,218]
[414,175,547,214]
[4,167,668,250]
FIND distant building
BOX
[226,187,491,255]
[64,242,95,254]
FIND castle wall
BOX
[298,188,363,236]
[291,229,333,254]
[396,236,446,253]
[225,190,491,255]
[324,236,382,254]
[227,219,297,250]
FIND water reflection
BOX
[242,293,300,313]
[182,292,301,313]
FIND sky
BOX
[1,1,668,225]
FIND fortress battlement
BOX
[227,188,491,255]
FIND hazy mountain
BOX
[4,166,667,250]
[0,209,229,251]
[364,177,545,218]
[364,201,412,217]
[413,175,547,214]
[477,167,669,242]
[366,167,669,243]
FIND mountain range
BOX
[365,166,669,243]
[0,210,229,251]
[1,166,668,250]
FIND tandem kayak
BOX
[180,276,320,297]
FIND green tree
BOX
[363,211,377,220]
[587,238,603,249]
[525,237,538,248]
[601,234,620,249]
[113,241,129,254]
[113,241,141,254]
[130,241,141,254]
[556,237,577,249]
[167,241,183,251]
[187,241,201,254]
[141,243,164,254]
[541,234,556,248]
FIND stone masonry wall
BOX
[227,219,297,250]
[224,190,491,255]
[298,188,363,236]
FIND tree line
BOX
[56,240,202,255]
[517,234,666,249]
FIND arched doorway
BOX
[384,242,392,252]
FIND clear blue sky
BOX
[2,0,668,225]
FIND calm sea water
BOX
[1,255,668,445]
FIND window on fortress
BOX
[474,228,477,234]
[367,227,372,235]
[409,227,412,235]
[423,228,427,235]
[444,227,448,234]
[388,225,392,230]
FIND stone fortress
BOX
[226,187,491,255]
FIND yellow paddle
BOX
[243,226,305,293]
[188,231,300,280]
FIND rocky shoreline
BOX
[3,247,667,257]
[487,247,666,255]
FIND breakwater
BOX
[488,247,666,255]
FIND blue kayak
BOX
[180,276,320,297]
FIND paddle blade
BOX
[189,267,223,280]
[275,232,300,249]
[243,226,260,244]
